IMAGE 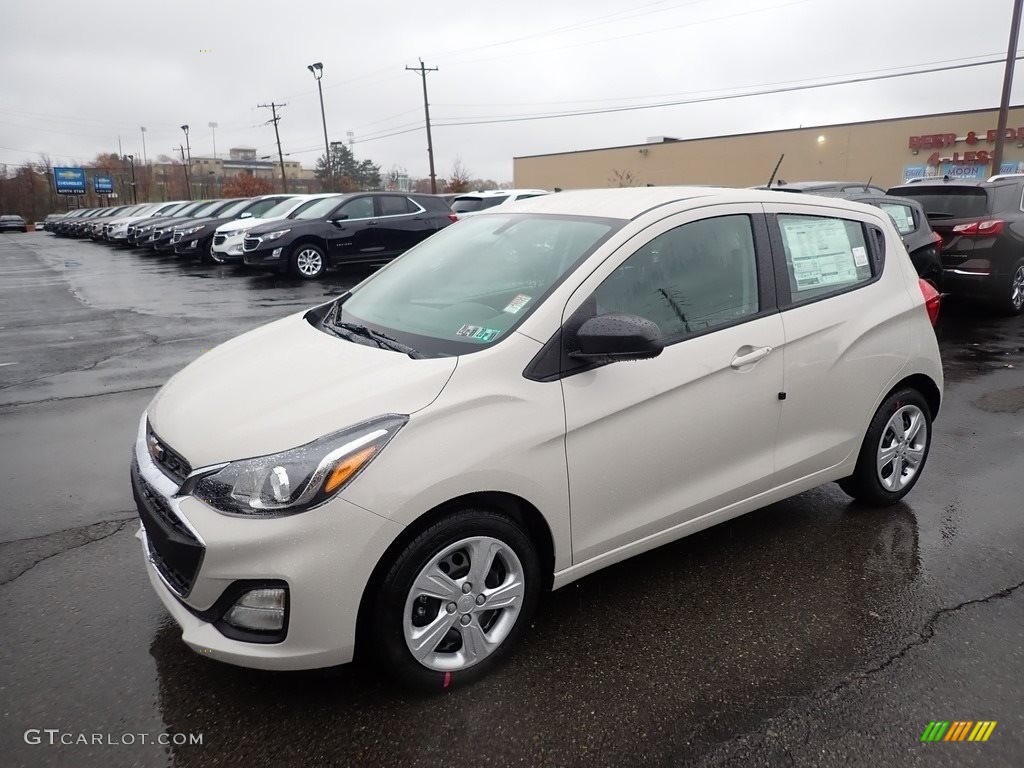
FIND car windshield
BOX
[240,196,289,218]
[335,214,620,356]
[895,187,988,219]
[451,195,508,213]
[215,199,253,218]
[291,196,343,220]
[187,201,222,216]
[260,197,305,219]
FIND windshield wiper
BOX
[329,320,424,359]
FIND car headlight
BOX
[181,225,204,236]
[262,229,290,241]
[235,229,250,238]
[185,415,407,516]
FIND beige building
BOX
[513,105,1024,191]
[189,147,317,193]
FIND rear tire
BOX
[993,259,1024,315]
[370,508,541,692]
[838,388,932,506]
[290,244,326,279]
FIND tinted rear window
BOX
[895,188,988,219]
[451,195,508,213]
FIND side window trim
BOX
[765,212,885,310]
[374,195,423,219]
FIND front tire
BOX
[370,509,541,691]
[290,244,326,279]
[838,388,932,505]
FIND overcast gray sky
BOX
[2,0,1021,182]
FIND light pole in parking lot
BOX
[406,59,439,194]
[991,0,1023,176]
[180,124,193,198]
[124,155,137,204]
[307,62,332,192]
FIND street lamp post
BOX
[181,124,192,198]
[307,62,331,191]
[208,121,219,196]
[125,154,137,204]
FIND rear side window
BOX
[877,203,915,235]
[451,195,508,213]
[777,215,873,301]
[896,188,988,219]
[593,215,760,341]
[377,195,414,216]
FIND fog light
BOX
[271,247,282,258]
[223,588,286,631]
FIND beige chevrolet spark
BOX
[132,187,943,689]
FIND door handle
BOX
[367,220,379,225]
[730,345,773,369]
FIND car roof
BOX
[500,186,885,220]
[455,189,547,198]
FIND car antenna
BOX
[864,175,873,191]
[766,153,785,188]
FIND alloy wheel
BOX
[295,248,322,277]
[876,404,927,492]
[403,536,525,672]
[1011,265,1024,311]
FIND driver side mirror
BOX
[328,214,348,226]
[570,313,663,363]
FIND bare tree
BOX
[444,158,473,193]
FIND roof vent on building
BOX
[645,136,681,144]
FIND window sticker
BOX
[473,327,501,342]
[852,246,869,268]
[503,294,532,314]
[780,218,860,291]
[456,324,482,337]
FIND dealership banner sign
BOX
[53,167,86,195]
[93,175,114,194]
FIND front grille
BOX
[152,229,163,239]
[243,236,260,252]
[145,421,192,485]
[170,231,183,244]
[213,234,227,246]
[132,461,204,596]
[942,253,969,268]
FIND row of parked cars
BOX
[35,176,1024,313]
[40,188,550,279]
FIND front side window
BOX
[291,196,344,220]
[777,214,873,301]
[877,203,915,235]
[336,214,620,355]
[336,196,374,220]
[241,197,288,218]
[593,215,760,340]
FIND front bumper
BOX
[242,243,287,268]
[173,238,201,255]
[212,235,245,261]
[132,414,403,670]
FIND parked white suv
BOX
[208,194,326,263]
[133,187,942,689]
[450,188,549,217]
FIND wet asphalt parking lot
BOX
[0,231,1022,768]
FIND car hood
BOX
[147,311,458,467]
[247,218,319,236]
[216,215,284,234]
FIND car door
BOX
[372,195,430,256]
[561,205,785,564]
[761,201,912,486]
[324,195,382,263]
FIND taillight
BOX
[931,231,943,246]
[918,278,941,326]
[951,219,1004,236]
[447,212,459,223]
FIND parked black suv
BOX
[888,178,1024,313]
[242,192,456,279]
[845,193,943,288]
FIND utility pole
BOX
[406,59,439,193]
[992,0,1024,177]
[258,102,289,193]
[179,144,192,200]
[125,155,137,204]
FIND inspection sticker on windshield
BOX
[503,294,532,314]
[457,324,482,337]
